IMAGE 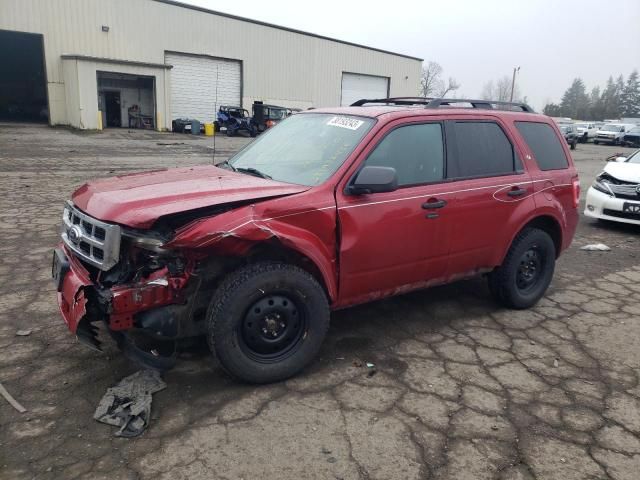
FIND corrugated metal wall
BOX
[0,0,422,126]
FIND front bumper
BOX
[54,244,188,337]
[584,187,640,225]
[595,136,618,143]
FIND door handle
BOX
[507,188,527,197]
[422,199,447,209]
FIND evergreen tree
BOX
[614,75,625,116]
[543,103,562,117]
[601,76,619,119]
[589,86,604,120]
[620,70,640,117]
[559,78,590,119]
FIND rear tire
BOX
[207,262,330,384]
[488,228,556,309]
[594,140,599,145]
[570,140,576,150]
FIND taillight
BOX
[572,177,580,208]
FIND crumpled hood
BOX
[72,165,309,228]
[603,161,640,183]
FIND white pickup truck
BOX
[594,124,636,145]
[574,122,598,143]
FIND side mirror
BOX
[347,166,398,195]
[615,156,627,162]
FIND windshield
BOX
[601,124,623,132]
[627,150,640,164]
[559,126,570,132]
[230,113,375,186]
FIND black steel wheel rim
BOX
[516,246,543,292]
[238,294,307,363]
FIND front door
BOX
[336,119,452,306]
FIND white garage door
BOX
[166,52,241,123]
[341,73,389,106]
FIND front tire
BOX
[488,228,556,309]
[594,140,599,145]
[570,140,577,150]
[207,262,330,384]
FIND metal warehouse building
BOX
[0,0,422,131]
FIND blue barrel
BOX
[191,119,200,135]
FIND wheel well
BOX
[521,216,562,257]
[245,242,331,299]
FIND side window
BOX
[365,123,444,186]
[515,121,569,171]
[450,121,516,178]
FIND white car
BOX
[574,122,597,143]
[585,149,640,225]
[593,123,635,145]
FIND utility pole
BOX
[510,66,521,102]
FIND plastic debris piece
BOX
[366,362,377,377]
[0,381,27,413]
[15,329,32,336]
[94,370,166,438]
[553,359,559,368]
[580,243,610,251]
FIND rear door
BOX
[443,118,535,275]
[513,120,579,242]
[336,118,452,305]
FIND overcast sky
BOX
[183,0,639,110]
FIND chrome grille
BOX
[61,202,121,270]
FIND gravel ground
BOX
[0,123,639,480]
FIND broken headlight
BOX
[592,173,616,196]
[122,228,170,252]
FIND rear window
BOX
[449,121,517,178]
[515,121,569,171]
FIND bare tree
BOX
[420,61,460,98]
[440,77,461,97]
[481,75,522,102]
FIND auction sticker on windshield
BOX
[327,116,364,130]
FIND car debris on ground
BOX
[0,381,27,413]
[15,329,32,336]
[94,369,166,438]
[580,243,611,251]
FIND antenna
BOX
[212,66,219,165]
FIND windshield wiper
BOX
[235,167,272,179]
[216,160,237,172]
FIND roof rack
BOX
[350,97,432,106]
[350,97,535,113]
[425,98,535,112]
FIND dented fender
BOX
[165,200,339,301]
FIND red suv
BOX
[53,98,579,383]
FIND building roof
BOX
[152,0,423,62]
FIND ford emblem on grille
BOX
[67,225,82,243]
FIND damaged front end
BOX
[55,202,207,369]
